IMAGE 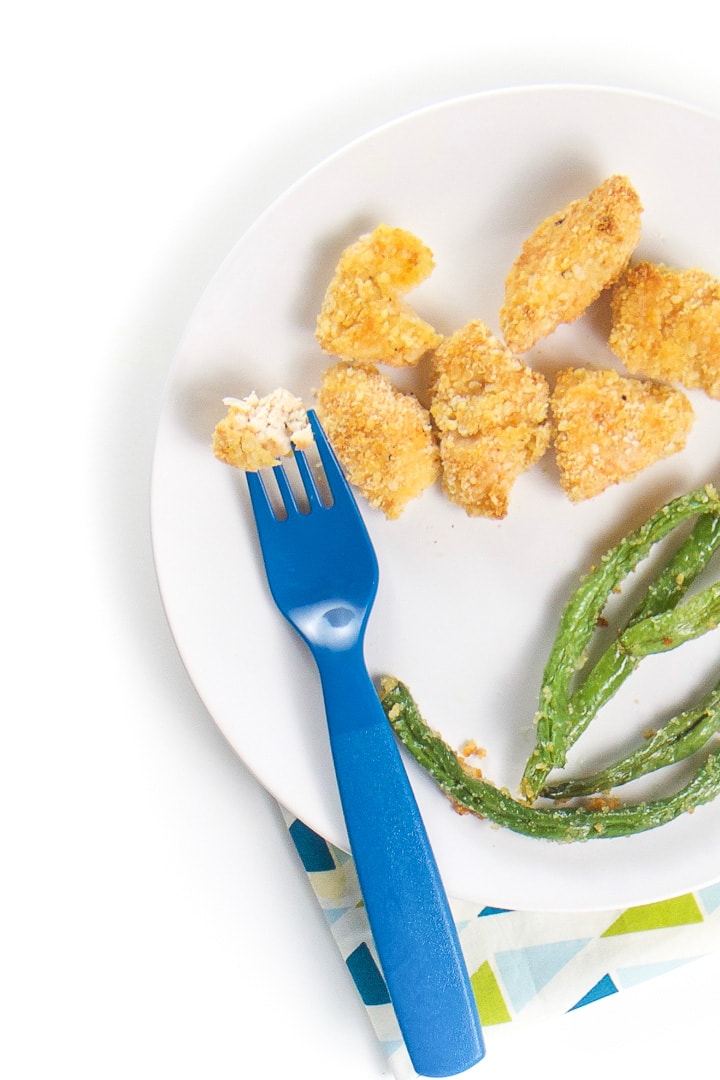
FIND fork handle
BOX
[316,648,485,1077]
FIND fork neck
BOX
[312,643,386,738]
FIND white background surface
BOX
[4,3,720,1077]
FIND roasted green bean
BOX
[380,677,720,841]
[542,680,720,799]
[565,511,720,749]
[375,486,720,843]
[520,486,720,800]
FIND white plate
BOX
[151,85,720,911]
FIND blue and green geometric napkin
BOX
[282,809,720,1079]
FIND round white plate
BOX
[151,85,720,911]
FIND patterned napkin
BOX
[282,808,720,1079]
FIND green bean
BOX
[632,512,720,619]
[542,680,720,799]
[562,512,720,752]
[520,486,720,800]
[553,575,720,764]
[380,678,720,841]
[621,582,720,656]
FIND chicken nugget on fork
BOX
[212,388,313,471]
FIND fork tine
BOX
[245,468,276,521]
[247,412,341,522]
[307,410,349,502]
[293,447,324,510]
[271,461,299,514]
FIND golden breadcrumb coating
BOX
[430,320,552,518]
[609,261,720,398]
[213,388,312,471]
[316,362,440,518]
[551,367,694,501]
[315,224,442,367]
[500,175,643,353]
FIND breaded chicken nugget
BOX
[436,428,548,520]
[430,320,551,518]
[500,175,643,353]
[316,362,439,518]
[213,388,313,471]
[551,367,694,501]
[609,261,720,398]
[315,224,442,366]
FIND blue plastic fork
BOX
[245,410,485,1077]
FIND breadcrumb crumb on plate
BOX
[551,367,694,501]
[316,362,439,518]
[500,174,643,353]
[430,320,552,518]
[315,224,442,367]
[609,261,720,398]
[212,388,312,471]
